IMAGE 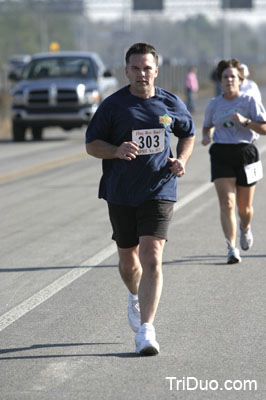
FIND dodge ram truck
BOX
[10,51,119,141]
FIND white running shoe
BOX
[135,323,160,356]
[227,243,241,264]
[128,294,141,333]
[240,224,253,251]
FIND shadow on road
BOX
[163,253,266,266]
[0,264,117,273]
[0,342,138,359]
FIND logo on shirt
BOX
[159,113,172,127]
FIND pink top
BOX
[186,71,199,92]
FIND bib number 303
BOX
[132,128,165,155]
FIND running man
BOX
[85,43,195,356]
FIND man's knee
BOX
[119,260,141,277]
[118,246,141,275]
[139,236,165,273]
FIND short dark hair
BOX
[216,58,244,82]
[125,43,159,66]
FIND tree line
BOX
[0,5,266,69]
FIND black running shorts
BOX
[209,142,259,187]
[107,199,174,249]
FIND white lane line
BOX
[0,184,211,333]
[172,196,217,226]
[174,182,212,212]
[1,143,266,333]
[0,244,116,332]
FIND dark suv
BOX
[10,51,118,141]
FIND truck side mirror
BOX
[103,70,113,78]
[8,71,21,81]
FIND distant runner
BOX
[202,58,266,264]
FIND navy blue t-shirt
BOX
[85,85,195,206]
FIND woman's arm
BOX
[201,126,214,146]
[232,113,266,135]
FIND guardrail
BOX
[112,61,266,98]
[112,63,215,98]
[1,61,266,121]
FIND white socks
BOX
[129,292,138,301]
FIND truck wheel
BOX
[12,122,26,142]
[32,127,43,141]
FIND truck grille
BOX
[28,89,48,104]
[57,89,78,103]
[27,88,78,106]
[24,106,81,114]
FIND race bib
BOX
[132,128,165,155]
[244,160,263,184]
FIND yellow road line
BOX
[0,152,87,184]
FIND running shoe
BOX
[240,224,253,251]
[135,323,160,356]
[128,294,141,333]
[227,245,241,264]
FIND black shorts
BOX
[209,142,259,187]
[107,200,174,249]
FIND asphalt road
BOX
[1,93,266,400]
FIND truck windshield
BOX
[22,57,97,80]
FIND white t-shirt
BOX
[241,79,262,103]
[203,93,266,144]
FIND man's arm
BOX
[86,139,139,161]
[168,136,195,178]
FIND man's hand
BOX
[168,157,185,177]
[115,141,139,160]
[86,139,138,160]
[170,136,195,177]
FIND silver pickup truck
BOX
[10,51,119,141]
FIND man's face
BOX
[125,53,158,98]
